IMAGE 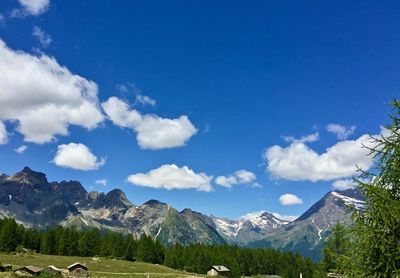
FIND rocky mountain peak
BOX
[7,167,48,185]
[143,199,166,207]
[104,189,133,208]
[181,208,194,214]
[50,180,87,204]
[87,191,101,201]
[87,189,133,210]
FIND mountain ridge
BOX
[0,167,364,261]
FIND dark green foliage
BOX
[124,233,137,261]
[164,244,323,278]
[0,217,322,276]
[23,228,41,252]
[341,100,400,277]
[0,218,18,251]
[137,234,164,264]
[322,223,350,272]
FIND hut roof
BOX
[17,265,42,273]
[211,265,230,272]
[67,262,88,270]
[46,265,62,272]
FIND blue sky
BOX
[0,0,399,220]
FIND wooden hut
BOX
[14,265,42,276]
[67,262,88,277]
[0,263,12,272]
[207,265,230,276]
[42,265,62,276]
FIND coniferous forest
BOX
[0,217,324,277]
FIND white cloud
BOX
[282,132,319,144]
[279,194,303,206]
[332,179,357,190]
[215,169,256,188]
[17,0,50,16]
[0,39,104,144]
[264,133,376,182]
[135,94,156,106]
[271,212,298,222]
[127,164,212,192]
[95,179,108,186]
[32,26,52,48]
[215,176,237,187]
[0,121,8,145]
[102,97,197,150]
[251,182,263,188]
[235,170,256,183]
[15,145,27,154]
[53,143,105,171]
[327,124,356,140]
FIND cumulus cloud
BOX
[102,97,197,150]
[53,143,105,171]
[0,121,8,145]
[271,212,298,222]
[127,164,212,192]
[17,0,50,16]
[282,132,319,144]
[95,179,108,186]
[0,39,104,144]
[327,124,356,140]
[135,94,156,106]
[279,194,303,206]
[215,170,257,188]
[32,26,52,48]
[332,179,356,190]
[15,145,27,154]
[331,178,373,190]
[264,133,377,182]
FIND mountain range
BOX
[0,167,365,261]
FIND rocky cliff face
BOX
[0,167,364,260]
[0,167,225,246]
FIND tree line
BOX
[0,218,324,277]
[0,218,164,264]
[164,244,324,277]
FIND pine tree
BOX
[23,228,41,251]
[78,229,100,256]
[343,100,400,276]
[125,234,137,261]
[322,223,350,272]
[0,218,18,252]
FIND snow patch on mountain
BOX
[211,217,241,238]
[211,211,290,239]
[331,191,365,209]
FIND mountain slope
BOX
[0,167,365,260]
[246,189,365,260]
[0,167,225,246]
[210,211,290,244]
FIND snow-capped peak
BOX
[239,210,266,221]
[211,211,290,239]
[331,191,365,209]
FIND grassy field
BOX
[0,253,205,278]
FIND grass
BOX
[0,253,205,278]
